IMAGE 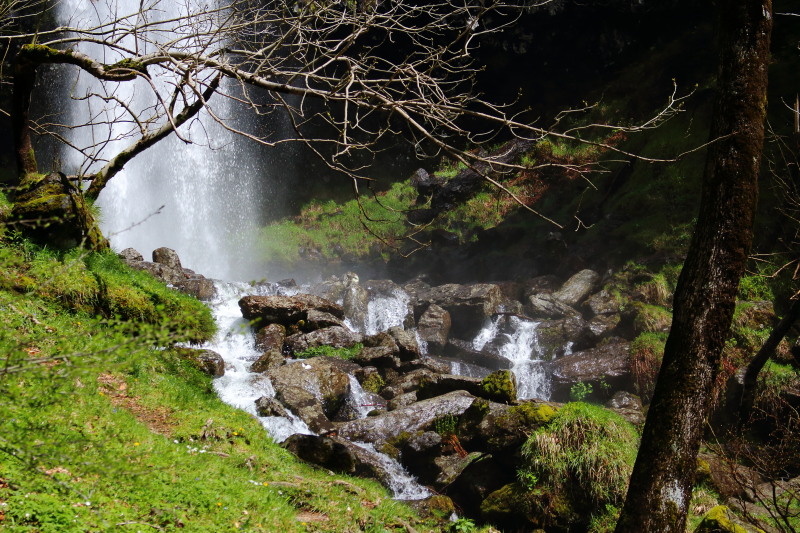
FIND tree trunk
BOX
[614,2,772,532]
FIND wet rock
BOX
[353,346,400,370]
[586,313,621,340]
[268,357,357,418]
[694,505,764,533]
[305,309,346,330]
[284,326,362,354]
[337,390,476,444]
[250,349,285,373]
[457,398,559,455]
[387,391,418,411]
[174,347,225,377]
[416,283,504,338]
[274,385,335,434]
[254,396,291,418]
[434,452,484,487]
[550,342,633,402]
[363,331,399,352]
[444,339,511,371]
[238,294,344,326]
[173,277,217,301]
[255,323,286,353]
[383,368,439,398]
[282,434,396,487]
[479,370,517,404]
[403,495,456,520]
[417,304,451,353]
[553,269,600,306]
[535,316,593,359]
[342,273,369,332]
[404,356,452,375]
[387,326,420,361]
[416,374,483,400]
[333,389,387,422]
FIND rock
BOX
[586,289,623,316]
[526,292,581,319]
[550,342,633,402]
[694,505,764,533]
[342,273,369,332]
[118,247,143,262]
[416,374,484,400]
[383,368,440,398]
[284,326,362,354]
[417,304,451,353]
[238,294,344,326]
[254,396,291,418]
[333,389,387,422]
[337,390,476,444]
[481,481,579,531]
[445,454,515,512]
[255,323,286,353]
[173,277,217,300]
[305,309,346,330]
[535,316,593,359]
[268,357,358,418]
[274,385,336,434]
[152,247,183,272]
[698,453,764,501]
[353,346,400,370]
[387,326,420,361]
[282,434,398,487]
[522,275,561,298]
[605,391,645,425]
[586,313,621,340]
[409,167,443,199]
[433,452,484,487]
[552,269,601,306]
[250,350,285,373]
[403,495,456,520]
[405,356,452,375]
[416,283,504,338]
[457,399,559,455]
[387,391,418,411]
[444,339,511,371]
[174,347,224,377]
[479,370,517,404]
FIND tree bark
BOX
[738,298,800,425]
[615,2,772,532]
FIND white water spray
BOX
[55,0,268,280]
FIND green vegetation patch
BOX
[294,343,363,360]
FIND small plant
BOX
[294,343,363,360]
[570,381,593,402]
[433,414,459,437]
[450,516,477,532]
[361,372,385,393]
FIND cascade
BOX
[54,0,269,280]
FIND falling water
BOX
[54,0,269,280]
[471,316,551,400]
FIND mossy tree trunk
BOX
[614,2,772,532]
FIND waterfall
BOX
[54,0,269,280]
[470,316,551,400]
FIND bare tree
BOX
[1,0,689,248]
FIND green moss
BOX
[632,302,672,334]
[507,402,558,427]
[294,343,363,360]
[361,372,385,393]
[694,505,759,533]
[480,369,517,403]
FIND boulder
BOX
[254,396,291,418]
[550,342,633,402]
[152,247,183,272]
[444,339,511,371]
[337,390,476,444]
[284,326,362,354]
[387,391,419,411]
[238,294,344,326]
[605,391,645,426]
[173,277,217,301]
[522,275,561,299]
[479,370,517,404]
[526,292,581,319]
[694,505,764,533]
[255,323,286,353]
[267,357,358,418]
[445,454,516,512]
[457,398,559,455]
[586,313,621,340]
[416,374,484,400]
[282,434,398,487]
[417,304,452,353]
[274,385,335,434]
[174,347,225,377]
[387,326,420,361]
[118,247,144,262]
[433,452,484,487]
[535,316,593,359]
[416,283,504,338]
[585,289,623,316]
[552,269,601,306]
[352,346,400,370]
[305,309,346,330]
[250,349,285,373]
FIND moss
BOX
[507,402,558,427]
[694,505,762,533]
[632,302,672,334]
[361,372,385,393]
[480,369,517,404]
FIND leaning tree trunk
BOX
[614,2,772,532]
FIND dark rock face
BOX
[416,283,504,338]
[250,350,285,373]
[274,385,336,434]
[268,357,357,418]
[238,294,344,326]
[417,304,452,353]
[254,396,291,418]
[550,341,633,402]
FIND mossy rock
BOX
[11,173,108,251]
[481,482,579,531]
[480,369,517,404]
[693,505,765,533]
[507,402,558,427]
[361,372,386,394]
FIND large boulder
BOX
[283,434,400,488]
[417,304,452,353]
[535,316,593,359]
[387,326,420,361]
[552,269,601,307]
[416,283,504,338]
[238,294,344,326]
[274,385,336,434]
[337,390,476,444]
[254,396,291,418]
[283,326,362,354]
[174,347,225,377]
[250,350,285,373]
[525,292,581,319]
[550,341,633,402]
[444,338,512,371]
[457,398,559,455]
[267,357,358,418]
[255,323,286,353]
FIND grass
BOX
[0,238,439,532]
